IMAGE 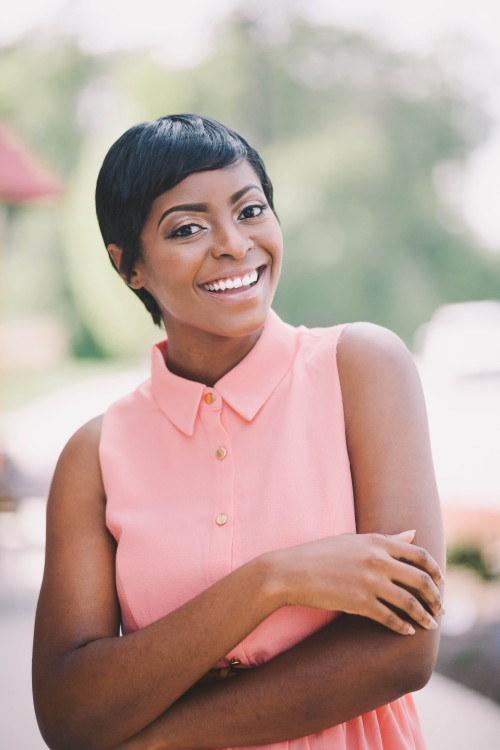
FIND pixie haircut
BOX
[95,114,275,326]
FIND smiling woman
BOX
[109,162,283,384]
[32,114,445,750]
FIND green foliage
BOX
[447,542,499,581]
[1,12,500,357]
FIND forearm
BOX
[34,554,279,750]
[121,612,440,750]
[35,527,442,750]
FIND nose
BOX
[210,221,251,260]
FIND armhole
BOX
[326,323,357,532]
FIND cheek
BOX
[271,233,284,263]
[145,250,186,286]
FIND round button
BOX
[204,392,215,404]
[216,513,228,526]
[215,447,227,460]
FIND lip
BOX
[198,265,267,298]
[198,264,265,288]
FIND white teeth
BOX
[202,268,260,292]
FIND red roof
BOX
[0,120,63,204]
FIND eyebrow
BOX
[156,183,263,229]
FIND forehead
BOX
[149,160,263,214]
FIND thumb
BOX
[392,529,416,543]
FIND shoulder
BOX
[336,322,425,429]
[338,321,413,366]
[337,322,419,388]
[59,414,104,463]
[51,415,105,505]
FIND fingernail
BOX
[407,625,416,635]
[397,530,416,540]
[427,617,439,630]
[438,605,446,616]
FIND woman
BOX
[33,114,445,750]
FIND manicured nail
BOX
[407,625,416,635]
[397,530,416,541]
[438,605,446,616]
[427,617,439,630]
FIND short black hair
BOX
[95,114,275,326]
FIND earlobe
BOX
[107,244,144,289]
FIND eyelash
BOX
[168,223,203,239]
[239,203,268,220]
[167,203,268,239]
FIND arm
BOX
[33,417,282,750]
[33,324,444,750]
[116,322,445,749]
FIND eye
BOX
[238,203,268,220]
[168,222,204,239]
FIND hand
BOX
[273,531,444,635]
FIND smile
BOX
[201,267,261,293]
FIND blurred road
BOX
[2,497,500,749]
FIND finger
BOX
[388,541,444,585]
[368,600,416,636]
[379,582,440,630]
[391,530,416,543]
[390,559,444,616]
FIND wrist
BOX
[257,549,289,610]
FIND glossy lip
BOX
[198,264,265,288]
[198,265,268,298]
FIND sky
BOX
[3,0,500,248]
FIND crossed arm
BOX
[33,323,445,750]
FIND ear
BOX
[107,244,145,290]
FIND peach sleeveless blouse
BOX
[100,310,426,750]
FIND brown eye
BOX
[239,204,267,220]
[169,223,203,238]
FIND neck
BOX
[163,326,263,386]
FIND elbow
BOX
[394,629,440,695]
[36,727,111,750]
[34,700,108,750]
[404,656,435,693]
[35,713,87,750]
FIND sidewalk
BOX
[415,671,500,749]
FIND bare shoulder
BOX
[60,413,104,459]
[338,322,415,374]
[337,322,421,404]
[55,414,104,477]
[336,322,428,443]
[48,414,106,524]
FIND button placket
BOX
[200,403,235,579]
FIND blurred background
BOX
[1,0,499,747]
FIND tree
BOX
[1,13,499,356]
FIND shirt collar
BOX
[150,309,298,436]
